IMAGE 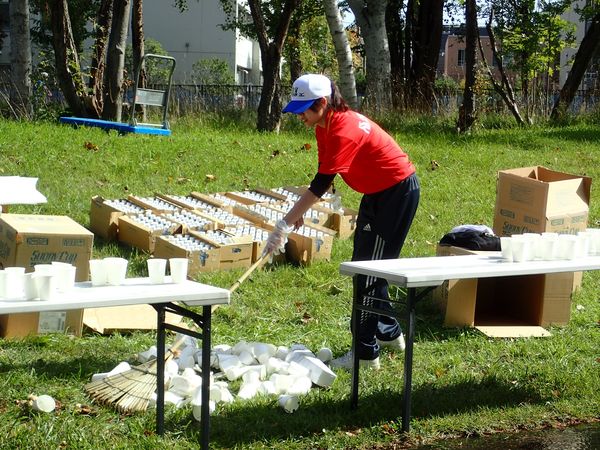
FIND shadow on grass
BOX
[170,375,543,448]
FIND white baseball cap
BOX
[282,74,332,114]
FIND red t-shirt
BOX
[315,110,415,194]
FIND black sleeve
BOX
[308,172,336,198]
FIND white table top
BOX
[340,253,600,288]
[0,277,230,314]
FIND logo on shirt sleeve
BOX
[354,112,371,134]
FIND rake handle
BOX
[229,253,270,294]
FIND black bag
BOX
[439,230,501,251]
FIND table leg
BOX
[351,275,360,409]
[200,305,212,450]
[401,287,416,433]
[156,306,166,435]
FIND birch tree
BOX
[347,0,391,111]
[324,0,357,109]
[9,0,32,117]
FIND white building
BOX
[143,0,261,84]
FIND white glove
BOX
[263,219,293,256]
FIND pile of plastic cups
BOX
[500,228,600,262]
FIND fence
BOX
[2,79,600,118]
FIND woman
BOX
[264,74,420,370]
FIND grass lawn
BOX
[0,116,599,449]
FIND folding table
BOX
[0,277,229,450]
[339,253,600,433]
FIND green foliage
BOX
[125,38,172,85]
[490,0,575,81]
[0,119,599,449]
[29,0,101,53]
[191,58,235,85]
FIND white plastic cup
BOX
[557,235,578,260]
[4,267,25,299]
[278,394,299,413]
[34,264,56,276]
[500,236,513,262]
[0,270,6,299]
[587,228,600,255]
[525,233,543,260]
[510,236,529,262]
[89,259,108,286]
[36,274,57,301]
[169,258,188,283]
[539,236,557,261]
[52,262,76,292]
[24,273,39,300]
[576,231,590,257]
[104,257,128,286]
[147,258,167,284]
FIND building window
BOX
[458,49,465,67]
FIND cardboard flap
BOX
[475,326,551,338]
[83,304,184,334]
[546,177,591,216]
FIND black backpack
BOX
[439,230,501,251]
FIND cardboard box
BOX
[89,196,145,241]
[285,223,336,266]
[433,245,576,337]
[493,166,591,236]
[492,166,590,291]
[117,213,183,253]
[127,195,180,213]
[154,235,221,275]
[0,214,94,338]
[225,189,287,206]
[191,230,253,271]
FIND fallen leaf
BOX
[205,174,216,182]
[271,150,280,158]
[430,159,440,170]
[177,177,190,184]
[84,141,99,152]
[301,312,313,324]
[302,143,311,151]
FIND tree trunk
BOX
[48,0,87,117]
[551,13,600,121]
[103,0,131,122]
[324,0,358,109]
[87,0,113,118]
[286,17,303,82]
[348,0,391,111]
[386,0,404,109]
[131,0,146,122]
[457,0,477,133]
[257,45,283,132]
[9,0,32,118]
[248,0,301,132]
[409,0,443,111]
[478,11,525,126]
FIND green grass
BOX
[0,116,599,449]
